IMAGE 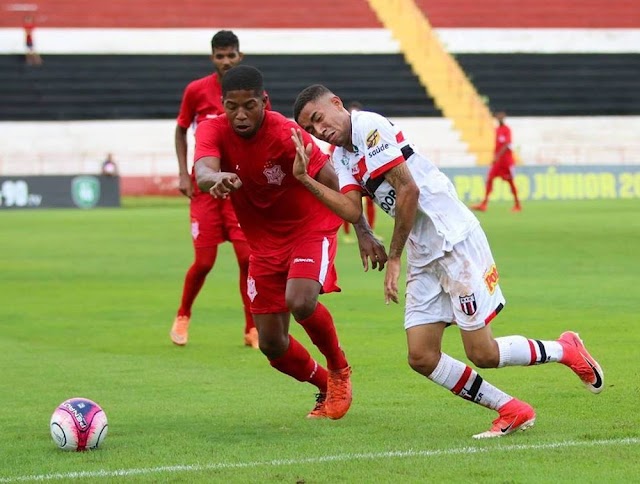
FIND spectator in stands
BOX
[171,30,259,349]
[471,111,521,212]
[23,15,43,66]
[101,153,118,176]
[335,101,381,244]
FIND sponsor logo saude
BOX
[368,143,389,157]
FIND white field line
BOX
[1,437,638,482]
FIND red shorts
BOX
[488,162,515,181]
[247,233,340,314]
[189,192,246,248]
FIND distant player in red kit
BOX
[472,111,521,212]
[194,65,386,419]
[171,30,263,348]
[23,15,42,66]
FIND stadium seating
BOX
[0,53,439,120]
[1,0,638,120]
[1,0,638,175]
[456,54,640,116]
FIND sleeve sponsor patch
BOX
[366,129,381,149]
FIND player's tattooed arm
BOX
[291,128,362,222]
[384,162,419,259]
[383,162,419,304]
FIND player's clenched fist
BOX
[209,173,242,198]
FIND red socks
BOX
[269,336,328,393]
[177,246,217,317]
[507,178,521,207]
[269,303,346,393]
[298,303,348,370]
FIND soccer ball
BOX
[50,397,108,451]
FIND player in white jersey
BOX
[292,84,604,439]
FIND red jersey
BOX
[23,21,34,46]
[176,73,224,130]
[495,124,514,165]
[194,111,342,255]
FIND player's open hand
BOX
[178,173,193,198]
[290,128,313,180]
[384,257,401,304]
[209,173,242,199]
[358,233,388,272]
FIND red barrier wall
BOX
[2,0,635,28]
[0,0,382,27]
[415,0,639,27]
[120,176,180,196]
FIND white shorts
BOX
[404,226,506,331]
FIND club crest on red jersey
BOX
[263,164,285,185]
[459,294,477,316]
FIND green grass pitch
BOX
[0,198,638,482]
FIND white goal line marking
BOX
[1,437,638,482]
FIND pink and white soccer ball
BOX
[50,397,108,451]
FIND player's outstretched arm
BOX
[291,128,387,270]
[291,128,362,223]
[194,156,242,199]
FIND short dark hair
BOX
[221,65,264,97]
[293,84,332,122]
[211,30,239,52]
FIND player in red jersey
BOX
[194,65,387,419]
[23,15,42,66]
[472,111,521,212]
[171,30,264,348]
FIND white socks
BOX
[428,353,512,411]
[495,336,564,367]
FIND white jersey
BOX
[332,110,479,266]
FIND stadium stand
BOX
[410,0,640,116]
[0,0,638,179]
[456,54,640,116]
[0,53,439,121]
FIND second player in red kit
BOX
[171,31,270,348]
